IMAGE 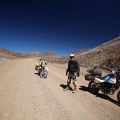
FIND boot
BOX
[72,87,77,93]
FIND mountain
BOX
[0,36,120,69]
[0,47,60,60]
[54,36,120,69]
[66,36,120,69]
[78,36,120,69]
[0,47,23,59]
[21,52,42,58]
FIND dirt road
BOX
[0,59,119,120]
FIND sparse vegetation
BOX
[0,36,120,68]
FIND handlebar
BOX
[102,66,116,74]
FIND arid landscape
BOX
[0,36,120,69]
[0,36,120,120]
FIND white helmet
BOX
[70,54,74,57]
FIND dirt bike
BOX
[86,65,120,104]
[35,62,48,79]
[39,65,48,79]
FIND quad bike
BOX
[85,65,120,104]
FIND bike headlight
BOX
[112,71,115,74]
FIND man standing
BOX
[64,54,80,93]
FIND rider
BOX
[64,53,80,93]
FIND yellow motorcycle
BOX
[35,62,48,78]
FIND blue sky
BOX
[0,0,120,56]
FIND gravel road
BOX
[0,58,119,120]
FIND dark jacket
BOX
[66,60,80,75]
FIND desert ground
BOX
[0,58,119,120]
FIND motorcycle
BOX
[85,65,120,103]
[35,61,48,79]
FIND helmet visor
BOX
[70,56,74,59]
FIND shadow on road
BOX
[60,84,73,91]
[34,73,39,76]
[79,85,120,106]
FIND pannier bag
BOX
[85,74,95,81]
[91,69,102,76]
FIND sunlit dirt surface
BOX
[0,58,119,120]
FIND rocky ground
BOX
[0,58,119,120]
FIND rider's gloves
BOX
[66,71,68,76]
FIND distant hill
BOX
[0,47,60,60]
[58,36,120,69]
[21,52,42,58]
[0,36,120,69]
[0,47,23,59]
[72,49,90,55]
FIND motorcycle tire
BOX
[117,91,120,104]
[88,81,99,94]
[40,70,48,79]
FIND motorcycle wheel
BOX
[38,69,41,76]
[88,81,99,94]
[40,70,48,78]
[117,91,120,104]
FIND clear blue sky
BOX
[0,0,120,56]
